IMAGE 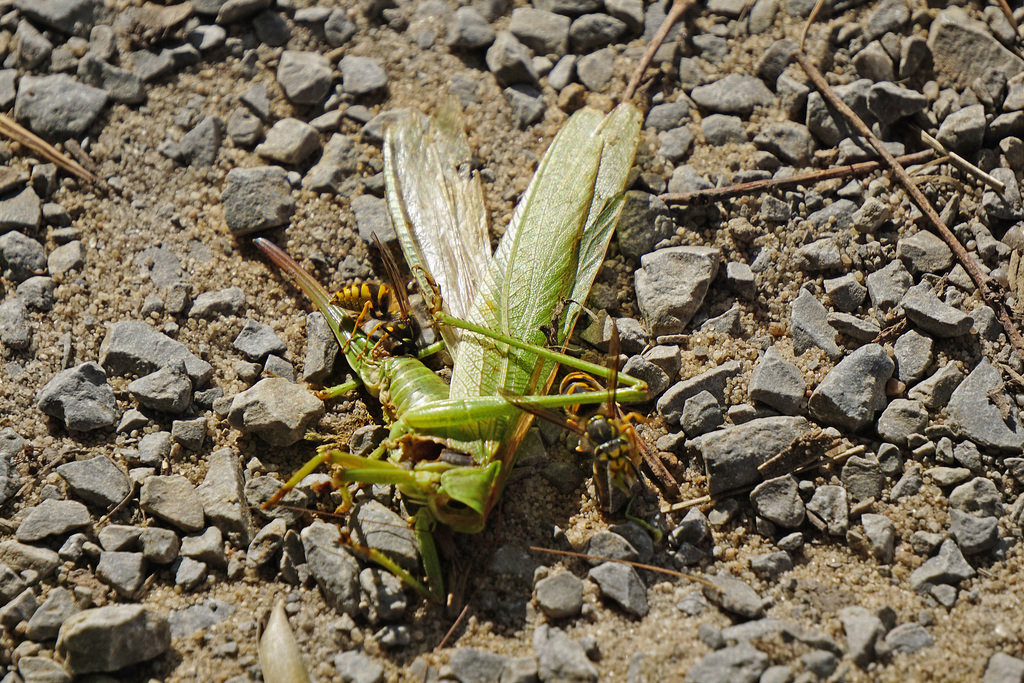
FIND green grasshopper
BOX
[256,101,644,600]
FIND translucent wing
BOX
[384,99,491,351]
[451,104,642,405]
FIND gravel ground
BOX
[4,0,1024,681]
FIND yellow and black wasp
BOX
[331,236,419,358]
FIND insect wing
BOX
[384,100,491,351]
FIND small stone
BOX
[172,417,206,451]
[324,9,357,46]
[0,587,38,629]
[703,575,764,619]
[340,55,388,95]
[0,298,31,350]
[47,241,84,277]
[949,509,998,555]
[894,330,934,384]
[25,587,78,641]
[301,520,360,616]
[983,653,1024,683]
[876,399,928,447]
[909,539,976,590]
[947,360,1023,451]
[233,319,287,361]
[227,377,325,447]
[56,456,130,508]
[36,362,118,431]
[175,557,206,590]
[806,485,848,536]
[748,346,805,415]
[615,191,673,262]
[823,274,867,312]
[485,31,538,85]
[749,551,793,580]
[645,100,690,132]
[0,187,42,232]
[841,456,885,501]
[305,134,359,193]
[16,499,90,542]
[750,475,805,528]
[57,606,171,675]
[351,194,396,244]
[226,108,262,147]
[634,246,720,336]
[881,623,935,656]
[908,362,965,409]
[509,8,570,56]
[504,85,546,127]
[128,363,192,414]
[0,230,46,282]
[790,289,841,358]
[657,361,741,424]
[534,625,598,683]
[690,74,776,116]
[96,551,146,598]
[446,7,495,49]
[139,475,206,533]
[276,50,331,105]
[17,276,56,311]
[196,449,254,546]
[809,344,893,431]
[697,416,810,495]
[221,166,295,235]
[753,121,815,166]
[191,287,246,319]
[535,571,584,619]
[897,231,954,274]
[950,477,1001,518]
[861,513,896,563]
[588,562,648,617]
[255,118,320,165]
[181,527,226,568]
[937,103,986,152]
[680,390,723,437]
[14,74,107,139]
[853,197,892,233]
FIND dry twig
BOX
[660,149,933,205]
[622,0,697,103]
[0,114,99,183]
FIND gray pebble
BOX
[753,121,815,166]
[909,539,976,590]
[569,14,626,51]
[128,363,192,414]
[902,283,972,338]
[890,468,923,501]
[861,513,895,563]
[927,466,970,486]
[949,509,998,555]
[983,653,1024,683]
[908,362,964,408]
[881,622,934,656]
[805,80,872,146]
[576,48,614,92]
[166,599,235,639]
[806,485,848,536]
[233,319,287,361]
[0,587,38,630]
[252,10,290,46]
[790,289,841,358]
[841,456,885,501]
[301,520,360,616]
[276,50,331,105]
[137,431,172,467]
[680,390,723,437]
[171,417,205,451]
[56,605,170,674]
[305,134,358,193]
[25,587,77,642]
[197,449,253,546]
[340,55,388,96]
[0,297,31,350]
[77,53,145,104]
[876,399,928,447]
[47,240,83,277]
[0,187,41,232]
[188,23,227,51]
[584,530,638,565]
[352,500,419,573]
[588,562,647,617]
[823,273,866,312]
[830,312,880,341]
[139,474,206,533]
[690,74,775,116]
[701,114,746,146]
[226,108,263,147]
[56,455,130,508]
[748,347,805,415]
[547,54,576,90]
[36,362,118,431]
[853,197,891,233]
[17,276,56,311]
[16,499,90,542]
[749,551,793,580]
[96,551,146,598]
[509,8,570,56]
[174,557,206,590]
[181,527,226,568]
[14,74,107,138]
[808,344,893,431]
[698,416,810,495]
[982,167,1023,221]
[0,540,60,578]
[191,286,246,319]
[447,7,495,50]
[246,518,285,567]
[704,575,765,619]
[615,191,673,262]
[840,606,885,668]
[486,31,538,85]
[853,41,894,81]
[949,477,1001,517]
[239,83,271,121]
[867,81,927,124]
[954,440,983,473]
[0,230,46,283]
[635,246,720,336]
[893,330,933,384]
[686,642,768,683]
[255,118,320,165]
[227,377,324,447]
[535,571,584,619]
[657,361,741,424]
[221,166,295,235]
[948,360,1022,450]
[645,100,690,132]
[324,10,357,47]
[658,126,694,163]
[750,475,805,528]
[351,193,395,244]
[139,528,180,564]
[936,103,986,152]
[533,625,598,683]
[504,84,546,127]
[807,198,857,231]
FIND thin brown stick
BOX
[799,0,829,51]
[793,50,1024,359]
[622,0,697,103]
[437,603,470,650]
[528,546,721,591]
[0,114,99,183]
[914,127,1005,193]
[660,149,933,205]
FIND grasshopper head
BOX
[428,461,502,534]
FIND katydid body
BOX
[254,101,644,600]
